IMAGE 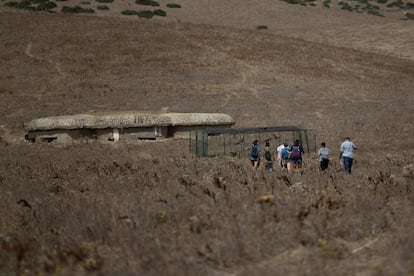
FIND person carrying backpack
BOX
[288,139,305,171]
[248,139,261,170]
[263,141,273,172]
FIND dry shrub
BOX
[0,142,414,275]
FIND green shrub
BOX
[405,12,414,19]
[280,0,300,4]
[323,0,331,7]
[80,1,91,4]
[17,0,32,8]
[37,1,57,10]
[4,0,57,10]
[386,0,403,7]
[121,9,138,15]
[407,3,414,9]
[135,0,159,6]
[138,10,153,18]
[339,1,354,11]
[367,9,384,16]
[166,3,181,8]
[376,0,387,4]
[256,25,268,30]
[4,2,19,7]
[153,9,166,16]
[96,0,114,2]
[97,5,109,9]
[61,5,94,13]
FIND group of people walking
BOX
[247,137,357,174]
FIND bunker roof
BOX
[25,112,235,131]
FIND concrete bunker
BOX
[24,112,235,143]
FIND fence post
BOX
[203,131,208,157]
[195,131,199,157]
[304,129,310,153]
[189,131,192,154]
[223,135,226,155]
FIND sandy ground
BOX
[0,1,414,275]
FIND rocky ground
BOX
[0,0,413,275]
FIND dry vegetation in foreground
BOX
[0,142,414,275]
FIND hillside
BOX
[0,1,413,275]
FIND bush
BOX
[256,25,268,30]
[339,1,354,11]
[153,9,166,16]
[405,12,414,19]
[386,0,403,7]
[364,3,380,9]
[17,0,32,8]
[4,0,59,11]
[96,0,113,2]
[4,2,19,7]
[135,0,159,6]
[61,5,94,13]
[138,10,153,18]
[121,9,138,15]
[97,5,109,10]
[323,0,331,7]
[37,1,57,10]
[367,9,384,16]
[166,3,181,8]
[281,0,300,4]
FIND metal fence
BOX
[189,126,317,157]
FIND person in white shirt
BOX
[318,142,330,171]
[339,137,357,174]
[276,142,289,169]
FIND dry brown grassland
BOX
[0,0,414,275]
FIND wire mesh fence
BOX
[189,126,317,157]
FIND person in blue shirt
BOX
[339,137,357,174]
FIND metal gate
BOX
[189,126,316,157]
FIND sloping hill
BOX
[0,1,413,275]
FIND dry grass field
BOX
[0,0,414,275]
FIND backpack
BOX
[290,146,301,159]
[281,147,289,160]
[265,150,272,161]
[251,145,259,158]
